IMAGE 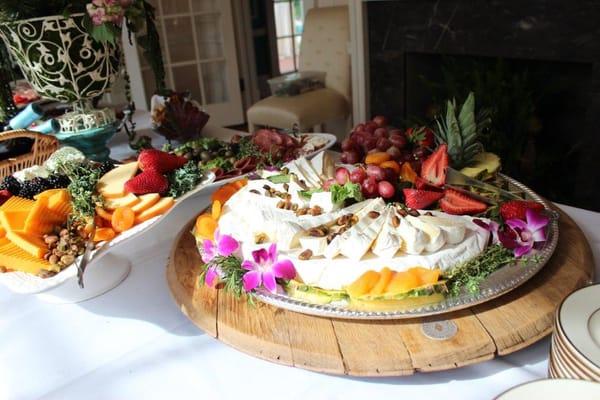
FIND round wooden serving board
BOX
[166,209,594,376]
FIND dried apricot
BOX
[93,227,116,242]
[111,207,135,233]
[195,213,217,240]
[211,200,222,220]
[379,160,401,175]
[365,152,392,165]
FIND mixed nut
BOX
[43,225,87,270]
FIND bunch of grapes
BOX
[327,166,397,200]
[340,115,434,172]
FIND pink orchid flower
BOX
[504,209,549,257]
[242,244,296,293]
[201,229,239,288]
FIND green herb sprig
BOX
[444,244,516,296]
[199,254,255,305]
[56,161,104,224]
[167,161,203,198]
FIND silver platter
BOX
[254,174,560,320]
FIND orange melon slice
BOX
[345,270,381,298]
[6,230,48,259]
[134,197,174,224]
[411,267,440,287]
[369,267,394,296]
[131,193,160,213]
[385,270,420,296]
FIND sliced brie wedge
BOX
[406,215,446,253]
[338,198,386,260]
[372,208,402,259]
[397,217,427,254]
[419,215,467,245]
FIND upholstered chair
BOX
[246,6,350,138]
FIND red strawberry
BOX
[420,144,449,187]
[0,189,12,206]
[405,126,435,148]
[439,188,487,215]
[403,188,444,209]
[138,149,187,173]
[415,176,443,192]
[500,200,545,221]
[124,170,169,195]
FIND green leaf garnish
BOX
[330,182,363,205]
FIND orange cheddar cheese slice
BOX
[0,196,35,211]
[0,210,28,232]
[0,241,56,274]
[6,230,48,259]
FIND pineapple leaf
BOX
[458,92,476,146]
[445,99,462,152]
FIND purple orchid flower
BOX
[241,243,296,293]
[504,209,549,257]
[201,229,239,287]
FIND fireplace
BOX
[363,0,600,211]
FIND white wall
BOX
[305,0,349,8]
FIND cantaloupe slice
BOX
[0,210,28,231]
[6,230,48,259]
[97,162,139,198]
[104,193,139,210]
[131,193,160,213]
[0,196,34,211]
[134,197,174,224]
[369,267,394,296]
[0,241,56,274]
[385,271,420,296]
[345,270,380,298]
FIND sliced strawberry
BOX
[439,188,487,215]
[138,149,187,173]
[500,200,545,221]
[420,144,449,186]
[403,188,444,209]
[415,176,443,192]
[124,170,169,195]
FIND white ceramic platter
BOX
[495,379,600,400]
[559,283,600,368]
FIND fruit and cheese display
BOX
[0,147,205,280]
[195,94,553,312]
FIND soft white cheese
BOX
[397,217,427,254]
[419,215,466,245]
[372,208,403,259]
[309,191,339,213]
[337,198,386,260]
[299,236,328,256]
[406,215,446,253]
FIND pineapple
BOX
[434,92,485,169]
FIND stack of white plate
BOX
[549,284,600,381]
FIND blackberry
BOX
[47,174,70,189]
[0,175,21,195]
[97,160,115,176]
[19,177,50,199]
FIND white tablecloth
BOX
[1,122,599,400]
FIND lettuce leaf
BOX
[330,182,363,205]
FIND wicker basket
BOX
[0,129,59,180]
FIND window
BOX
[273,0,304,74]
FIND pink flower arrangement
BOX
[201,229,239,288]
[86,0,132,26]
[241,244,296,293]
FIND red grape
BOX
[335,167,350,185]
[323,178,336,190]
[363,137,377,151]
[353,133,365,146]
[361,176,378,198]
[412,146,427,160]
[349,167,367,184]
[364,121,378,134]
[376,137,392,151]
[372,115,388,127]
[366,165,385,181]
[389,128,404,136]
[344,149,361,164]
[389,134,408,149]
[377,181,396,199]
[341,138,355,152]
[386,145,401,160]
[383,167,398,182]
[354,123,365,133]
[373,127,388,139]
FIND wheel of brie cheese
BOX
[215,152,494,310]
